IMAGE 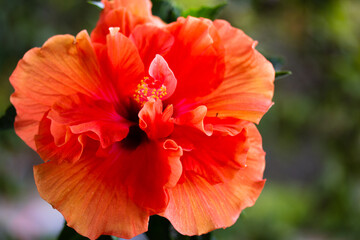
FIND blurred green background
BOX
[1,0,360,239]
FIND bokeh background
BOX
[1,0,360,239]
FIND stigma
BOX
[134,77,167,106]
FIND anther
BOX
[134,77,167,106]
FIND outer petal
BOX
[198,20,275,123]
[164,17,225,102]
[162,123,265,235]
[109,0,153,19]
[34,154,149,240]
[91,0,164,43]
[10,30,103,149]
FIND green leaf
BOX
[57,223,115,240]
[266,56,284,71]
[275,70,292,80]
[88,1,104,9]
[169,232,213,240]
[152,0,181,23]
[266,56,291,80]
[182,2,227,20]
[145,215,214,240]
[57,223,88,240]
[0,105,16,131]
[146,215,171,240]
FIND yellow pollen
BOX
[134,77,167,106]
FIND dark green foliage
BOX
[267,56,292,80]
[182,2,227,20]
[151,0,181,23]
[145,215,214,240]
[152,0,227,23]
[58,223,118,240]
[275,71,292,80]
[0,105,15,130]
[146,215,172,240]
[88,1,104,9]
[57,224,89,240]
[266,56,285,71]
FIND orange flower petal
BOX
[130,25,174,70]
[109,0,153,19]
[204,117,250,136]
[174,105,213,136]
[48,93,133,148]
[35,113,87,163]
[138,99,174,140]
[91,0,164,43]
[173,102,249,138]
[113,139,182,213]
[105,28,145,99]
[10,30,103,149]
[11,95,49,150]
[149,54,177,99]
[164,17,225,102]
[171,126,249,184]
[34,155,149,240]
[198,20,275,123]
[162,123,265,235]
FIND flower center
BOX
[133,76,167,106]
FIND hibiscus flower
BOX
[9,0,275,239]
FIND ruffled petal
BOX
[138,99,174,140]
[91,0,164,43]
[48,93,133,148]
[204,117,250,136]
[130,24,174,70]
[198,20,275,123]
[174,105,213,136]
[171,126,249,184]
[162,123,265,235]
[164,17,225,102]
[35,113,87,163]
[34,153,149,240]
[113,139,182,213]
[10,30,103,149]
[174,102,250,137]
[11,95,49,150]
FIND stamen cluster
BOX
[134,77,167,106]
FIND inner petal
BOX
[133,55,177,106]
[138,98,174,140]
[110,139,183,213]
